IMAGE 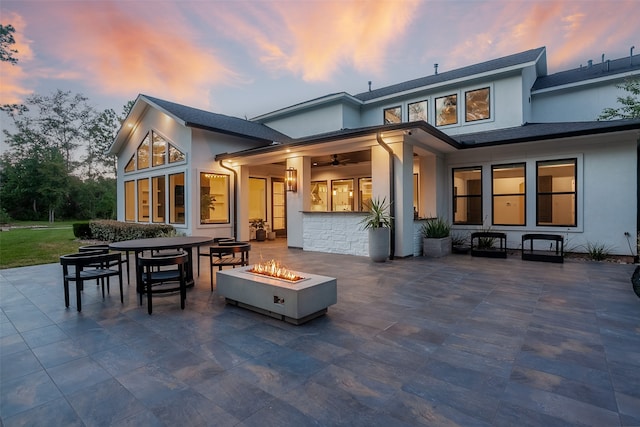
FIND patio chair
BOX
[137,251,188,314]
[60,251,124,312]
[197,237,235,276]
[79,244,130,284]
[209,243,251,291]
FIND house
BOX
[109,46,640,259]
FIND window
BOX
[408,100,428,122]
[383,106,402,124]
[124,156,135,173]
[413,173,419,217]
[492,163,525,226]
[125,130,185,173]
[465,87,490,122]
[152,133,167,167]
[331,179,354,211]
[358,177,372,211]
[200,172,229,224]
[124,180,135,221]
[152,176,166,222]
[453,167,482,224]
[310,181,328,211]
[137,178,150,221]
[169,173,185,224]
[137,133,150,170]
[537,159,576,226]
[435,94,457,126]
[249,177,267,222]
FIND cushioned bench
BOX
[470,232,508,258]
[521,233,564,263]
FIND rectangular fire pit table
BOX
[216,266,337,324]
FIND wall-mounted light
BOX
[285,167,297,192]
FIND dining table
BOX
[109,236,214,290]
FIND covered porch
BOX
[220,123,459,258]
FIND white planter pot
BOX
[368,227,390,262]
[423,236,452,258]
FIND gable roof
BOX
[532,54,640,92]
[453,119,640,146]
[354,47,546,102]
[141,95,292,143]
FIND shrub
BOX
[583,241,612,261]
[0,208,12,225]
[72,222,92,239]
[89,220,175,242]
[420,217,451,238]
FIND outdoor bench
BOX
[521,233,564,263]
[470,232,508,258]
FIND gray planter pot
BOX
[368,227,390,262]
[423,236,452,258]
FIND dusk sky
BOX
[1,0,638,122]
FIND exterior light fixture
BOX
[285,167,297,192]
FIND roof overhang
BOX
[215,121,461,166]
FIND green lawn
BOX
[0,221,85,269]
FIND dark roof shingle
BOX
[354,47,546,102]
[453,119,640,146]
[142,95,292,143]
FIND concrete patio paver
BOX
[1,239,638,426]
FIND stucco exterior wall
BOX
[260,103,349,138]
[444,133,638,256]
[531,79,633,122]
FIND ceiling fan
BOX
[314,154,350,167]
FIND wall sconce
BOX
[285,167,297,192]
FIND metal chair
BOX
[209,243,251,291]
[79,244,130,284]
[60,251,124,312]
[136,251,188,314]
[197,237,235,276]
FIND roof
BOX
[354,47,546,102]
[142,95,293,143]
[532,54,640,91]
[453,119,640,146]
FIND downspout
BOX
[376,133,395,259]
[219,160,238,240]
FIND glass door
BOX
[271,178,286,236]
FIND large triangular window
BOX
[124,130,185,173]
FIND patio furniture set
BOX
[59,236,337,323]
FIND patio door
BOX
[271,178,286,236]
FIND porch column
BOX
[286,156,311,248]
[236,165,250,242]
[389,141,414,258]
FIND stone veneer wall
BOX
[302,212,368,256]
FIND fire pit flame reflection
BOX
[248,259,305,282]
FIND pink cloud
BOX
[199,1,421,82]
[0,12,35,104]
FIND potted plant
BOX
[451,232,470,254]
[421,217,451,257]
[359,197,393,262]
[250,219,266,241]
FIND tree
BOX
[599,78,640,120]
[0,24,18,64]
[2,90,96,174]
[84,108,118,179]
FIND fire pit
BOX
[216,261,337,325]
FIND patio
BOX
[1,239,639,426]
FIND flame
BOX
[249,260,304,282]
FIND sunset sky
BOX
[1,0,638,122]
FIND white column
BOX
[286,156,311,248]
